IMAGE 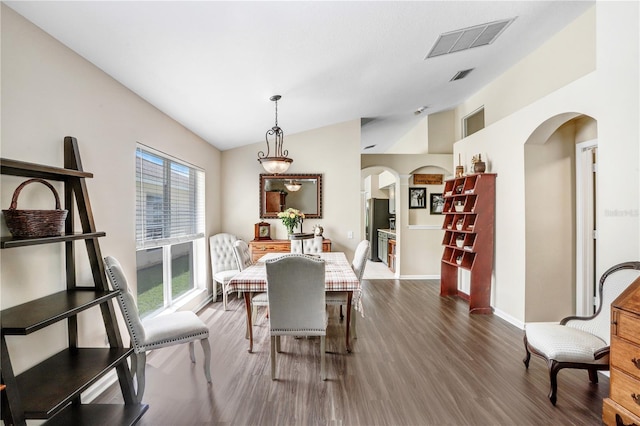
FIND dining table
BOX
[226,252,362,353]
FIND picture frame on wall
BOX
[408,187,427,209]
[430,193,444,215]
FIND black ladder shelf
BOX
[0,137,147,425]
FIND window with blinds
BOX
[135,145,205,317]
[136,146,204,248]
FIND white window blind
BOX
[136,146,205,249]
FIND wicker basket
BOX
[3,178,68,238]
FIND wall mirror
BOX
[260,173,322,219]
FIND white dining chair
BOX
[266,254,327,380]
[290,235,323,254]
[104,256,212,402]
[233,240,268,336]
[326,239,369,339]
[209,233,239,310]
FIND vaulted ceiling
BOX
[5,1,594,153]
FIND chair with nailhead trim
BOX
[104,256,212,402]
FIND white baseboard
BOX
[399,274,440,280]
[493,307,525,330]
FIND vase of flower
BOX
[278,208,305,236]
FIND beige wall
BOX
[452,3,639,326]
[427,110,455,154]
[524,122,577,322]
[221,120,362,259]
[1,6,222,373]
[454,6,596,141]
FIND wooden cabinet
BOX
[603,276,640,426]
[387,239,396,273]
[0,137,146,425]
[265,191,286,213]
[249,239,331,263]
[440,173,496,314]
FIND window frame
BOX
[135,144,205,318]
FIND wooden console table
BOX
[249,238,331,263]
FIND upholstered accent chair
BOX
[104,256,212,402]
[326,239,369,338]
[266,254,327,380]
[233,240,268,335]
[523,261,640,405]
[209,233,239,310]
[290,235,323,254]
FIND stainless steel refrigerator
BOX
[365,198,390,261]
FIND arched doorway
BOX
[361,166,399,278]
[523,113,597,322]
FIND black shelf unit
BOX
[0,137,147,425]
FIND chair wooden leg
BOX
[223,281,228,311]
[548,360,560,405]
[523,335,531,368]
[136,352,147,403]
[276,335,281,353]
[351,306,357,339]
[588,368,599,384]
[201,338,212,383]
[189,341,196,363]
[130,351,137,378]
[271,336,277,380]
[339,305,344,320]
[321,336,326,381]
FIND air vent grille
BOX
[426,18,515,59]
[451,68,474,81]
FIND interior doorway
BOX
[523,113,598,322]
[576,140,597,315]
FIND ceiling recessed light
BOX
[414,106,428,115]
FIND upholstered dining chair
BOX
[232,240,268,335]
[326,239,370,338]
[266,254,327,380]
[209,233,239,310]
[523,261,640,405]
[290,235,323,254]
[103,256,212,403]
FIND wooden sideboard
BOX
[249,239,331,263]
[603,276,640,425]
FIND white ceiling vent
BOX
[426,18,515,59]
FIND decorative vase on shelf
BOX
[473,154,486,173]
[286,224,296,235]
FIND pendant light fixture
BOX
[258,95,292,174]
[284,180,302,192]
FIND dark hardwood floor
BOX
[96,279,607,425]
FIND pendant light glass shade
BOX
[284,180,302,192]
[258,95,293,174]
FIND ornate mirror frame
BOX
[259,173,323,219]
